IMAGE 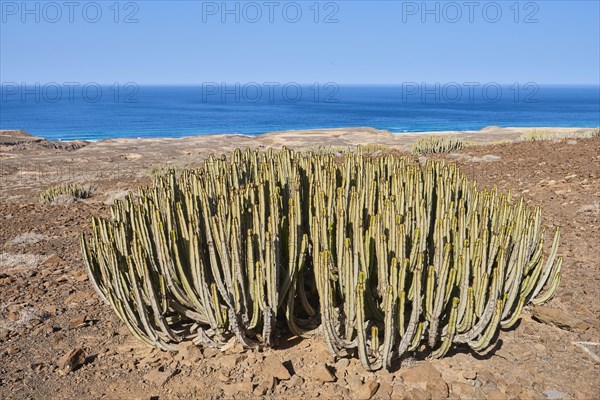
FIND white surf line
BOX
[572,341,600,363]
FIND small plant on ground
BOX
[520,129,546,142]
[411,136,465,155]
[521,128,600,142]
[148,163,183,183]
[39,182,93,204]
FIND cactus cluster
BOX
[81,148,561,371]
[411,136,465,155]
[520,128,600,142]
[40,182,93,204]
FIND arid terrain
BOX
[0,127,599,400]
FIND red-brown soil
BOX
[0,129,598,399]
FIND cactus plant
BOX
[411,136,465,155]
[82,148,562,370]
[520,128,600,142]
[40,182,93,204]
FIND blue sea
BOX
[1,84,598,141]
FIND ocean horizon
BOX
[1,84,598,141]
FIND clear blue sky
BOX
[1,1,599,85]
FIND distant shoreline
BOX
[2,84,598,141]
[1,125,598,204]
[1,126,598,144]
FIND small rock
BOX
[482,155,501,161]
[494,349,514,362]
[486,391,508,400]
[335,358,350,369]
[186,345,203,362]
[578,203,600,214]
[217,372,230,382]
[7,310,19,321]
[307,363,335,382]
[117,338,147,353]
[573,390,592,399]
[143,368,175,386]
[377,382,393,400]
[507,377,531,397]
[51,332,66,346]
[30,362,44,371]
[462,370,477,380]
[254,352,265,363]
[64,291,88,305]
[406,388,432,400]
[42,255,63,265]
[69,315,87,329]
[564,173,577,181]
[353,380,379,400]
[400,361,449,399]
[173,345,188,362]
[43,305,58,314]
[220,337,245,354]
[471,154,501,162]
[203,347,219,358]
[0,275,14,285]
[139,354,160,368]
[287,374,304,387]
[377,370,394,384]
[391,382,408,398]
[262,355,291,381]
[72,270,89,282]
[451,382,486,400]
[477,370,496,385]
[345,372,363,389]
[223,381,254,396]
[534,343,546,352]
[259,375,278,391]
[520,390,542,400]
[543,390,568,399]
[319,383,342,399]
[532,306,591,331]
[57,348,86,375]
[7,347,20,355]
[219,353,245,369]
[253,383,269,397]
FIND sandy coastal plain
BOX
[0,126,599,399]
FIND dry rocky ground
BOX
[0,128,598,399]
